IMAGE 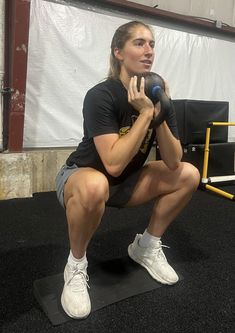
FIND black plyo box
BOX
[182,143,235,176]
[156,143,235,177]
[173,99,229,145]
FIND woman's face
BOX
[115,25,155,77]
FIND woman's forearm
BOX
[105,110,153,176]
[156,121,183,170]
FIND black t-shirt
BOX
[66,78,179,185]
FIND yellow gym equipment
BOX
[201,122,235,200]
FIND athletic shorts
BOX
[55,164,143,209]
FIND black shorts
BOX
[106,169,142,207]
[55,164,142,209]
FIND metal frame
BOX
[201,122,235,200]
[2,0,31,152]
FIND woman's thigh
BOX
[125,160,200,207]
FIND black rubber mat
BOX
[34,256,179,326]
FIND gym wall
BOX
[23,0,235,148]
[0,0,4,151]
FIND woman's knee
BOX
[180,162,201,191]
[83,175,109,207]
[65,171,109,210]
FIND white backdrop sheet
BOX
[23,0,235,148]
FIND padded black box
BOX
[156,142,235,177]
[182,143,235,176]
[173,100,229,145]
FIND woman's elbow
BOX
[105,164,124,178]
[165,158,182,171]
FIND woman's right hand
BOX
[127,76,154,116]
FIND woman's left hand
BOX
[154,101,161,118]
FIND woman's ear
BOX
[114,47,124,61]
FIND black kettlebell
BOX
[137,72,171,128]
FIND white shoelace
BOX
[151,243,170,262]
[67,268,90,292]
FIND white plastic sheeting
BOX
[24,0,235,148]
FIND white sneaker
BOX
[61,262,91,319]
[128,234,179,285]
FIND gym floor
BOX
[0,186,234,332]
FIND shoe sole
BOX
[128,244,178,285]
[61,289,91,319]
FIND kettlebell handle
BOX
[150,85,171,129]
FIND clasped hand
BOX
[127,76,161,118]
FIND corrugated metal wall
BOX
[129,0,235,27]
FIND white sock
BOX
[68,250,87,268]
[139,229,161,248]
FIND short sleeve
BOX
[83,86,120,138]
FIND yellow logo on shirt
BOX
[140,129,153,154]
[119,125,153,154]
[119,126,130,136]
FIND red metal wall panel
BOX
[5,0,31,152]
